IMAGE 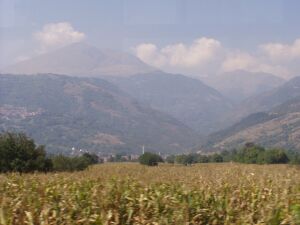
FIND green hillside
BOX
[202,96,300,151]
[0,74,199,154]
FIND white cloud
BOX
[135,43,166,67]
[221,52,256,72]
[260,39,300,61]
[34,22,86,53]
[135,37,222,76]
[134,37,300,79]
[161,38,221,67]
[221,51,290,77]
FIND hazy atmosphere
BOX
[1,0,300,78]
[0,1,300,224]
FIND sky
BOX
[1,0,300,78]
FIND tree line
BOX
[1,132,300,171]
[166,143,300,165]
[0,132,99,173]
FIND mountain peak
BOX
[2,42,156,77]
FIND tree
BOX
[286,150,300,164]
[51,154,97,172]
[0,132,52,173]
[210,153,223,163]
[234,144,265,164]
[82,153,99,164]
[220,150,233,162]
[197,155,209,163]
[139,152,163,166]
[264,149,289,164]
[174,154,198,165]
[175,155,188,165]
[166,155,175,164]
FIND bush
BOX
[197,155,210,163]
[82,153,99,165]
[0,132,102,173]
[210,153,223,163]
[233,144,266,164]
[166,155,175,164]
[51,154,93,172]
[166,143,298,165]
[0,132,53,173]
[264,148,289,164]
[139,152,163,166]
[233,144,292,164]
[287,151,300,164]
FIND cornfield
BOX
[0,163,299,224]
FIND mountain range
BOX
[2,43,156,77]
[0,74,199,154]
[2,42,300,154]
[222,76,300,126]
[201,77,300,151]
[109,72,233,134]
[202,70,284,103]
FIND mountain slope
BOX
[110,72,233,134]
[0,74,199,154]
[202,70,284,103]
[201,96,300,151]
[224,76,300,125]
[2,43,156,77]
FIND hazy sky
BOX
[1,0,300,78]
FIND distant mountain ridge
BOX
[223,76,300,126]
[2,43,156,77]
[202,70,284,103]
[200,82,300,152]
[1,42,235,138]
[4,42,300,153]
[110,72,233,134]
[0,74,199,154]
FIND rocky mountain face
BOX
[0,74,199,154]
[110,72,233,135]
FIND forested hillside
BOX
[0,74,199,154]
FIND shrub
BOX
[264,148,289,164]
[197,155,210,163]
[233,144,266,164]
[166,155,175,164]
[51,154,91,172]
[82,153,99,165]
[210,153,224,162]
[139,152,163,166]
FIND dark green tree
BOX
[139,152,163,166]
[234,144,265,164]
[197,155,209,163]
[0,132,52,173]
[264,149,289,164]
[51,154,91,172]
[210,153,224,163]
[82,153,99,164]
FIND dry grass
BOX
[0,163,299,224]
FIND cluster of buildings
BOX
[0,105,42,120]
[70,146,140,162]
